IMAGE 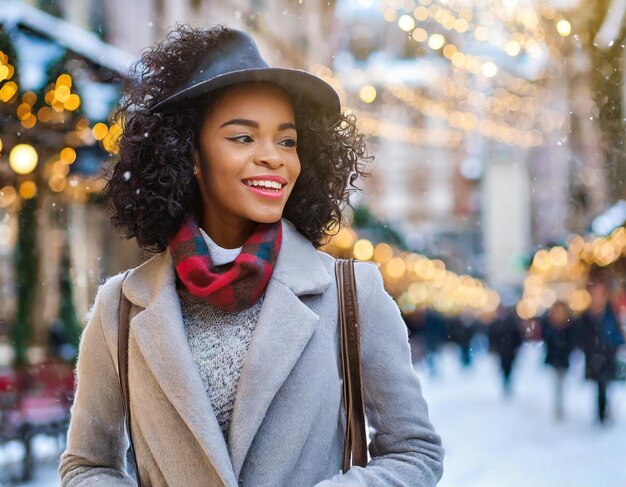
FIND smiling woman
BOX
[103,26,369,253]
[193,83,301,248]
[58,24,444,487]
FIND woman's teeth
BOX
[244,180,283,191]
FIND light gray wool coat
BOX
[59,219,444,487]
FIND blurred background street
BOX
[1,0,626,485]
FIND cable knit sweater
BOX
[177,228,262,440]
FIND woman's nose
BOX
[254,142,283,168]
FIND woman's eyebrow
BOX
[219,119,296,131]
[220,118,259,128]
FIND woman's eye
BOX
[228,135,254,143]
[279,138,297,148]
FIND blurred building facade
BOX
[331,0,614,293]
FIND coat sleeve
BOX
[315,262,444,486]
[58,276,137,487]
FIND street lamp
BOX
[9,144,38,175]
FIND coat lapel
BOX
[122,251,238,487]
[228,220,333,478]
[121,219,333,483]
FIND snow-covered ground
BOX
[2,343,625,486]
[419,343,626,487]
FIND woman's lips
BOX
[243,182,286,200]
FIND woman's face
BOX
[194,82,301,232]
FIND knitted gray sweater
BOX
[179,289,263,440]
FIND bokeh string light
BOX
[387,84,543,147]
[0,57,114,206]
[379,0,573,125]
[0,50,18,103]
[323,226,501,317]
[311,64,545,148]
[519,227,626,319]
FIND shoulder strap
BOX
[117,272,142,486]
[335,258,367,472]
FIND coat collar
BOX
[121,219,333,483]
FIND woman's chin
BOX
[248,212,284,225]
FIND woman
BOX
[59,25,443,486]
[540,300,575,420]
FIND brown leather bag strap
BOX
[117,272,142,486]
[335,258,367,472]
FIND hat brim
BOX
[148,67,341,117]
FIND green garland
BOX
[12,197,39,367]
[58,240,81,364]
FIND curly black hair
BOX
[105,24,371,252]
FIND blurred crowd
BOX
[404,267,626,425]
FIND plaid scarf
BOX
[169,216,282,312]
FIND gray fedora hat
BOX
[148,28,341,116]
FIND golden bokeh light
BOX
[442,44,457,58]
[516,299,536,320]
[454,18,469,33]
[44,90,55,105]
[481,62,498,78]
[413,6,428,21]
[19,181,37,200]
[569,289,591,313]
[37,106,53,122]
[373,243,394,263]
[52,160,70,177]
[412,28,428,42]
[60,147,77,164]
[55,84,71,103]
[21,113,36,129]
[102,122,123,153]
[92,122,109,141]
[0,81,17,102]
[56,73,72,87]
[359,85,377,103]
[428,33,446,50]
[49,174,67,193]
[549,246,568,267]
[22,92,37,105]
[398,14,415,32]
[505,40,521,56]
[383,8,398,22]
[386,257,407,279]
[556,19,571,37]
[0,185,17,208]
[9,144,38,175]
[353,239,374,261]
[333,227,357,250]
[17,103,31,118]
[64,93,81,111]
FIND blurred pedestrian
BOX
[488,305,523,397]
[404,307,447,375]
[540,300,575,420]
[579,268,625,424]
[447,313,476,367]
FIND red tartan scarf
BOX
[169,216,282,312]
